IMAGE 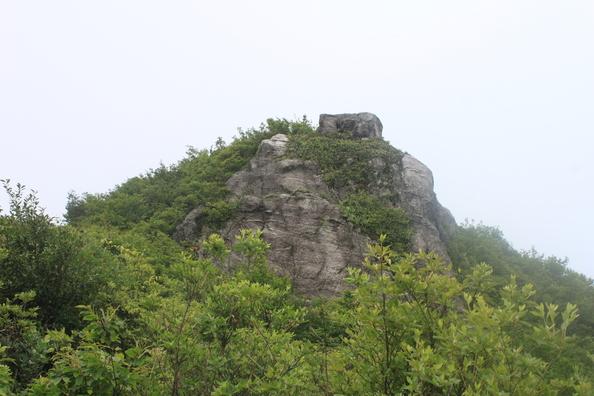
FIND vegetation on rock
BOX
[65,126,277,234]
[286,130,403,195]
[339,193,411,253]
[286,125,412,251]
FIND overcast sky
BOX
[1,1,592,277]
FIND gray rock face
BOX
[399,154,456,259]
[224,134,369,296]
[174,207,203,242]
[318,113,383,138]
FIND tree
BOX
[0,181,108,329]
[324,236,591,395]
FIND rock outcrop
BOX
[223,134,369,296]
[176,114,456,296]
[318,113,383,138]
[399,154,456,259]
[175,207,203,242]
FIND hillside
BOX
[0,115,593,394]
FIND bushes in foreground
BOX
[1,221,592,394]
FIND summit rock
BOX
[317,112,383,138]
[176,114,456,296]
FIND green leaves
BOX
[202,233,230,264]
[232,229,270,269]
[533,302,580,339]
[449,222,594,338]
[340,194,411,253]
[331,238,592,395]
[0,182,113,329]
[1,179,593,395]
[287,131,403,193]
[63,118,313,236]
[0,359,13,396]
[215,327,314,395]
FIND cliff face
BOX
[223,134,369,296]
[398,153,456,259]
[176,113,456,296]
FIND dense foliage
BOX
[66,127,268,234]
[448,222,594,337]
[0,181,112,329]
[65,118,314,237]
[1,121,593,394]
[1,210,592,393]
[286,131,403,195]
[339,193,411,253]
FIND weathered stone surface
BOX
[398,154,456,260]
[224,134,369,296]
[317,112,383,138]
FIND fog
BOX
[1,1,592,277]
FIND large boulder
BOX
[399,154,457,259]
[224,134,369,296]
[317,112,383,138]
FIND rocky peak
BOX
[317,112,383,138]
[176,114,456,296]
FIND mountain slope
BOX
[1,115,593,393]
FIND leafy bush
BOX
[0,226,591,394]
[0,182,111,329]
[448,222,594,337]
[0,291,48,391]
[65,118,314,237]
[323,236,592,395]
[287,131,403,195]
[339,193,411,253]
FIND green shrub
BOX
[339,193,411,253]
[65,118,314,237]
[287,131,403,195]
[448,222,594,338]
[0,182,111,329]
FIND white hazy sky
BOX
[1,1,593,277]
